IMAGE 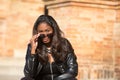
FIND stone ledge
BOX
[45,0,120,9]
[0,57,24,76]
[0,57,25,66]
[0,75,22,80]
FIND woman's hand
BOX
[30,33,40,54]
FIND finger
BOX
[35,41,38,46]
[37,33,40,38]
[30,36,36,43]
[34,33,40,42]
[31,34,38,41]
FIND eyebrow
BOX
[38,28,52,32]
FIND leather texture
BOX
[23,39,78,80]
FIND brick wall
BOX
[0,0,120,80]
[0,0,44,57]
[114,9,120,80]
[46,0,120,80]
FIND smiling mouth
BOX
[43,37,49,43]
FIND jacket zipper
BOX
[50,63,53,80]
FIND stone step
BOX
[0,74,22,80]
[0,57,25,80]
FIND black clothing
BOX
[23,38,78,80]
[35,62,61,80]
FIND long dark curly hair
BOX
[32,15,73,64]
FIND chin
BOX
[43,42,49,44]
[43,41,50,44]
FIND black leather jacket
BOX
[24,40,78,80]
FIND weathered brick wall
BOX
[0,0,44,57]
[0,0,120,80]
[114,9,120,80]
[46,0,120,80]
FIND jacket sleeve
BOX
[55,53,78,80]
[24,44,39,78]
[55,39,78,80]
[66,52,78,76]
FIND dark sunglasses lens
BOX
[40,34,45,38]
[38,34,45,41]
[38,33,53,42]
[47,33,53,38]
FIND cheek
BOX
[47,37,52,42]
[48,37,51,41]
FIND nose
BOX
[41,32,47,36]
[44,33,48,37]
[42,32,49,38]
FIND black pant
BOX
[21,77,34,80]
[21,76,77,80]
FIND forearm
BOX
[55,53,78,80]
[56,65,78,80]
[55,73,77,80]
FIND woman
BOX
[22,15,78,80]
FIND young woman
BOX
[22,15,78,80]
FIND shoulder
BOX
[61,38,74,52]
[61,38,71,44]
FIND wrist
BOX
[31,48,36,54]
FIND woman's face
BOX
[37,22,53,44]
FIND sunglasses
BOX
[38,33,53,41]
